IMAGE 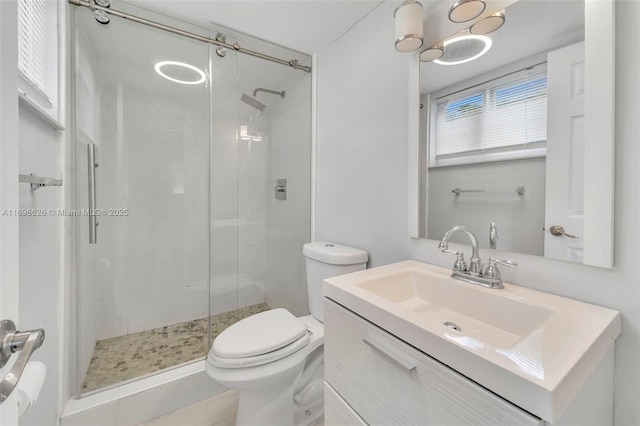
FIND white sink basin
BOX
[323,260,621,423]
[358,268,554,349]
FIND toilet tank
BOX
[303,241,368,323]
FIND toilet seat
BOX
[209,308,311,368]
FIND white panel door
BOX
[0,0,21,424]
[544,42,585,262]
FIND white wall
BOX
[427,158,545,255]
[316,1,639,424]
[18,108,62,426]
[315,1,412,266]
[14,1,67,423]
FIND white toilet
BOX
[206,241,368,426]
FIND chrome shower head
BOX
[253,88,285,99]
[240,93,267,112]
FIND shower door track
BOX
[68,0,312,73]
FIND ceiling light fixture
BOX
[154,61,206,85]
[448,0,486,23]
[420,44,445,62]
[469,10,506,35]
[434,34,492,66]
[394,0,424,52]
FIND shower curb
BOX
[60,361,224,426]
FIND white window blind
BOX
[431,63,547,167]
[18,0,47,93]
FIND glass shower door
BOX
[207,26,272,342]
[73,2,211,394]
[208,23,312,339]
[71,1,312,398]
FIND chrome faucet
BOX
[438,225,516,289]
[438,226,483,276]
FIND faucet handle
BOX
[483,257,517,279]
[492,258,517,268]
[441,249,467,273]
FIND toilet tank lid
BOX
[303,241,368,265]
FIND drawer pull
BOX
[363,336,417,373]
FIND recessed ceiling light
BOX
[434,34,492,66]
[154,61,206,85]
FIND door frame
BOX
[0,0,21,423]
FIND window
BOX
[17,0,57,110]
[429,63,547,167]
[18,0,47,91]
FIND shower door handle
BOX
[87,143,98,244]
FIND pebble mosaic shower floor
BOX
[82,303,271,393]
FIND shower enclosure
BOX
[69,1,311,396]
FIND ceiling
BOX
[124,0,383,55]
[421,0,585,94]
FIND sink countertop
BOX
[323,260,621,423]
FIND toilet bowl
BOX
[206,241,368,426]
[207,312,324,426]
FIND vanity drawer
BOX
[324,299,543,426]
[324,381,367,426]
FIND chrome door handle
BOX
[549,225,579,239]
[0,320,45,403]
[87,143,98,244]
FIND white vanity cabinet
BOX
[324,298,615,426]
[324,299,542,426]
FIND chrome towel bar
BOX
[452,186,525,196]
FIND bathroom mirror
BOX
[409,0,614,268]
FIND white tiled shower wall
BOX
[209,47,269,317]
[266,74,312,316]
[90,60,211,340]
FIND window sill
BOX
[429,147,546,168]
[18,89,64,131]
